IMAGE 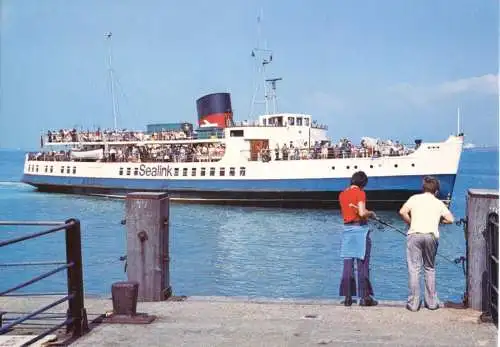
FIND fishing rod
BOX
[347,203,463,266]
[370,215,463,267]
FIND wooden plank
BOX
[466,189,499,311]
[125,192,170,302]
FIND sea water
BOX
[0,149,498,302]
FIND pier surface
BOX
[0,296,497,347]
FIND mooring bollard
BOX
[466,189,499,312]
[103,281,156,324]
[124,192,171,302]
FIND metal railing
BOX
[486,212,498,326]
[0,219,88,345]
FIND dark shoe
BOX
[406,301,422,312]
[424,302,440,310]
[360,296,378,306]
[342,296,353,306]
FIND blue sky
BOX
[0,0,498,149]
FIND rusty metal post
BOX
[125,192,171,302]
[466,189,499,311]
[65,218,88,336]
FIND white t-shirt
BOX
[401,192,451,238]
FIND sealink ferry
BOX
[21,33,464,209]
[21,89,464,209]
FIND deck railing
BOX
[0,219,88,345]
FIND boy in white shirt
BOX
[399,176,454,311]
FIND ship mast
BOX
[249,10,282,117]
[106,32,118,131]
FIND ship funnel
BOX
[196,92,233,128]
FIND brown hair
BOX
[422,176,440,194]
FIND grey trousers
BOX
[406,233,439,311]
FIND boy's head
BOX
[422,176,440,195]
[351,171,368,189]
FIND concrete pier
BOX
[0,296,496,347]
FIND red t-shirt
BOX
[339,186,366,223]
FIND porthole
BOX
[370,165,373,169]
[394,164,398,168]
[331,166,335,170]
[346,166,350,169]
[354,165,358,169]
[411,163,415,167]
[119,168,124,176]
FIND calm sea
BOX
[0,149,498,302]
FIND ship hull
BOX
[21,173,456,209]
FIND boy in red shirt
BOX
[338,171,378,306]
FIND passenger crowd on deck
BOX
[30,135,413,164]
[45,128,188,144]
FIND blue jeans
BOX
[339,234,374,298]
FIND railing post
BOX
[65,218,88,337]
[466,189,499,312]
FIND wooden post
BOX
[125,192,171,302]
[466,189,499,311]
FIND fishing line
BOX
[371,216,463,268]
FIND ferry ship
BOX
[21,89,463,209]
[21,35,464,209]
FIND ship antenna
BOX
[457,106,460,136]
[249,10,274,117]
[106,32,118,131]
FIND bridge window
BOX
[72,167,76,174]
[174,168,179,176]
[229,167,235,176]
[240,167,246,176]
[296,117,303,126]
[182,168,188,176]
[220,168,225,176]
[134,167,139,176]
[288,117,295,126]
[304,118,310,126]
[209,167,215,176]
[126,168,131,176]
[200,168,206,176]
[119,168,123,176]
[191,168,196,176]
[230,130,244,137]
